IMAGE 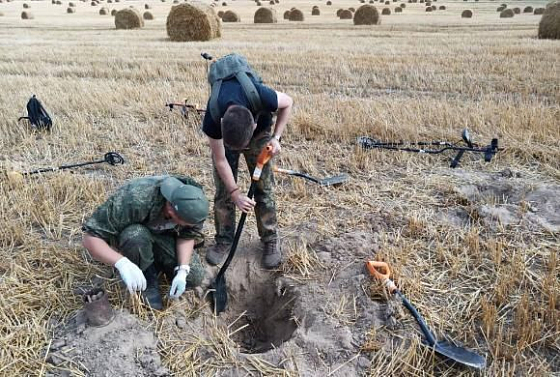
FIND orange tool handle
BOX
[252,145,273,181]
[366,261,398,294]
[366,261,391,281]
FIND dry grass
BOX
[0,0,559,376]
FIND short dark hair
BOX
[221,105,255,150]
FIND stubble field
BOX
[0,0,559,376]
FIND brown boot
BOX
[262,240,281,269]
[206,243,231,266]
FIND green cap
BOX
[160,177,209,224]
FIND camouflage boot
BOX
[262,240,281,269]
[206,243,231,266]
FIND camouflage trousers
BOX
[212,133,278,245]
[118,224,205,287]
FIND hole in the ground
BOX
[226,280,300,354]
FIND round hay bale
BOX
[288,8,304,20]
[497,5,505,11]
[384,1,389,4]
[143,10,153,19]
[439,5,445,9]
[56,0,61,4]
[23,3,30,8]
[173,0,179,2]
[512,7,520,13]
[381,7,390,14]
[115,8,144,28]
[217,10,224,17]
[67,6,75,12]
[283,9,290,18]
[425,6,431,11]
[111,8,116,15]
[360,0,365,3]
[336,8,343,15]
[222,9,239,21]
[69,1,76,6]
[255,1,261,5]
[21,11,33,19]
[461,9,472,17]
[353,4,380,24]
[312,5,319,9]
[254,6,276,22]
[99,7,109,14]
[269,0,274,4]
[500,8,514,17]
[538,1,560,38]
[91,1,97,5]
[145,3,150,9]
[534,7,544,14]
[426,1,431,5]
[222,1,227,5]
[431,5,436,10]
[400,3,406,8]
[369,0,374,3]
[523,6,533,12]
[349,6,355,11]
[312,7,320,15]
[275,0,279,3]
[339,9,352,18]
[394,6,401,12]
[167,3,221,40]
[326,1,332,5]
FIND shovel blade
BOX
[433,340,486,370]
[319,174,349,186]
[210,275,228,315]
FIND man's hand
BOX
[169,269,188,299]
[270,138,281,156]
[232,190,256,213]
[114,257,147,293]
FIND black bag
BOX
[207,53,264,124]
[18,95,52,130]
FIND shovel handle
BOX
[366,261,391,280]
[252,145,273,181]
[366,261,398,294]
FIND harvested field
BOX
[0,0,558,376]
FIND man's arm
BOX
[208,137,256,213]
[83,233,146,292]
[270,91,293,155]
[176,238,195,265]
[82,233,124,266]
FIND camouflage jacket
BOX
[82,175,205,246]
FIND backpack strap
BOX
[235,72,263,117]
[209,79,223,125]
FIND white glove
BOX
[114,257,147,293]
[169,267,189,299]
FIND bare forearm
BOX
[273,92,293,139]
[274,108,291,139]
[176,239,195,265]
[82,234,123,266]
[215,157,238,193]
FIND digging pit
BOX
[219,267,301,354]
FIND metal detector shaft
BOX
[22,152,124,175]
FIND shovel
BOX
[366,261,486,370]
[210,145,273,315]
[273,167,348,186]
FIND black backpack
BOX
[207,53,264,124]
[18,95,52,131]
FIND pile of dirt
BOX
[45,310,168,376]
